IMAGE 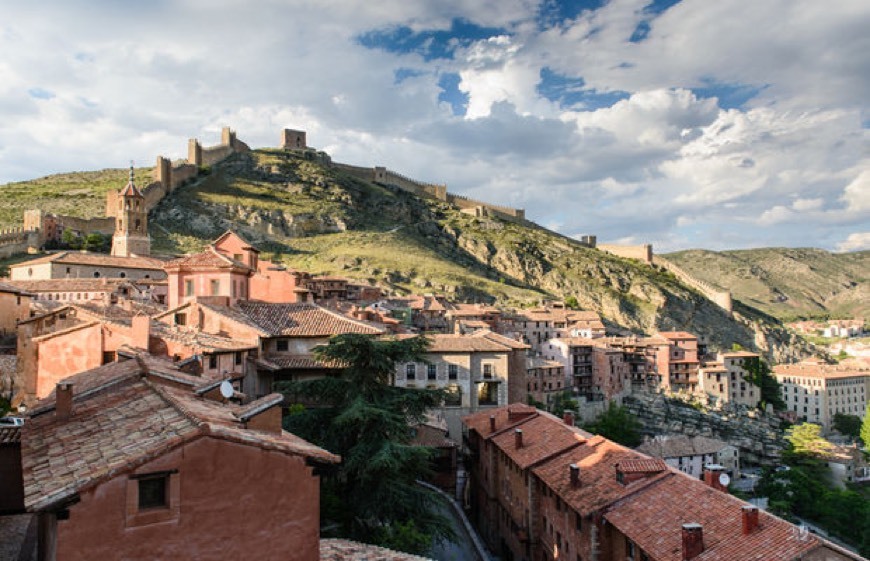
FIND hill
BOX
[1,148,818,362]
[665,248,869,321]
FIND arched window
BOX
[135,219,141,232]
[94,271,101,278]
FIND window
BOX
[483,364,493,379]
[93,271,101,278]
[174,313,186,326]
[184,279,194,296]
[575,512,582,531]
[235,352,242,365]
[138,475,168,509]
[276,339,289,352]
[406,364,416,380]
[210,279,220,296]
[448,364,458,380]
[428,364,437,380]
[208,355,218,370]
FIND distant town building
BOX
[636,434,741,479]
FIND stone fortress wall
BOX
[16,128,248,250]
[654,256,734,313]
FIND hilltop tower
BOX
[111,164,151,257]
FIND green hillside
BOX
[665,248,869,321]
[0,148,825,362]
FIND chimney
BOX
[515,428,523,448]
[741,505,759,535]
[703,465,727,492]
[569,463,580,487]
[563,411,575,426]
[56,382,74,421]
[681,523,704,560]
[489,415,496,432]
[131,314,150,352]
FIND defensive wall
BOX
[655,256,733,314]
[598,243,653,265]
[0,228,39,259]
[10,127,249,253]
[331,161,527,226]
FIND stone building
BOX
[0,282,32,336]
[462,404,866,561]
[394,330,529,439]
[636,434,741,479]
[15,356,339,561]
[698,351,761,408]
[110,166,151,257]
[9,252,165,282]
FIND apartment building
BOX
[773,361,869,431]
[698,351,761,408]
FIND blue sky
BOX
[0,0,867,252]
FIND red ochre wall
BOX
[55,436,322,561]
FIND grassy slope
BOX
[0,148,828,359]
[665,248,869,321]
[0,168,154,228]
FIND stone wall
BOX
[623,392,784,466]
[598,244,654,264]
[655,256,733,314]
[0,229,38,259]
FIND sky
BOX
[0,0,867,252]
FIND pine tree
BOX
[861,403,870,447]
[279,334,452,554]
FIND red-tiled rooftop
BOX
[604,474,821,561]
[533,438,670,516]
[462,403,537,436]
[22,356,339,512]
[10,251,166,270]
[236,302,384,337]
[320,539,431,560]
[259,353,347,370]
[164,246,251,271]
[657,331,698,340]
[490,414,588,470]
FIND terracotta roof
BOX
[422,333,517,353]
[636,436,732,459]
[260,353,347,370]
[470,329,530,349]
[533,438,670,516]
[0,281,34,296]
[551,337,597,346]
[151,322,256,352]
[411,423,457,448]
[235,302,383,337]
[0,425,21,444]
[0,278,126,293]
[490,414,589,470]
[463,404,537,436]
[118,177,143,198]
[320,539,431,560]
[657,331,698,340]
[527,357,564,369]
[773,363,870,380]
[603,474,822,561]
[185,301,271,337]
[164,246,251,271]
[10,252,165,270]
[22,357,339,512]
[212,230,260,252]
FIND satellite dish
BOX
[219,380,234,399]
[718,473,731,487]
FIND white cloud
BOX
[0,0,866,252]
[836,232,870,252]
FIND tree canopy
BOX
[832,413,862,440]
[786,423,835,457]
[862,404,870,446]
[279,334,452,554]
[743,355,785,410]
[583,401,642,447]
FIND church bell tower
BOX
[111,164,151,257]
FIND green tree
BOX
[83,232,109,252]
[744,356,785,410]
[549,390,578,417]
[832,413,861,440]
[786,423,835,457]
[564,296,579,310]
[583,401,642,447]
[279,334,451,554]
[861,404,870,446]
[61,229,82,250]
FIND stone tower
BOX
[111,164,150,257]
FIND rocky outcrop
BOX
[623,393,785,466]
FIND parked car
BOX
[0,416,25,427]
